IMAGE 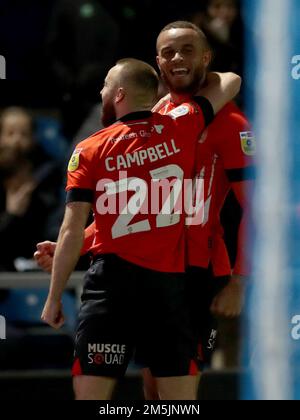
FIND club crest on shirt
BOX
[240,131,256,156]
[68,149,82,172]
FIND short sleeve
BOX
[214,112,256,182]
[167,99,213,139]
[66,143,96,203]
[192,96,215,126]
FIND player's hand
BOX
[34,241,57,273]
[210,275,245,318]
[41,298,65,329]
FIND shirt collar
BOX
[117,111,152,123]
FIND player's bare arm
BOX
[34,241,56,273]
[211,180,253,318]
[152,94,171,112]
[197,72,241,114]
[153,72,241,115]
[231,180,254,279]
[41,202,91,328]
[210,274,245,318]
[34,220,96,273]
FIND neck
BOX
[169,92,192,105]
[116,104,153,120]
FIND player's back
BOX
[67,109,202,272]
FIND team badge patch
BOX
[240,131,256,156]
[168,105,190,119]
[68,149,81,172]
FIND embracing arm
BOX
[197,72,241,114]
[211,180,254,318]
[231,180,254,277]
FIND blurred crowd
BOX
[0,0,243,370]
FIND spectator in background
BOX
[190,0,243,75]
[0,109,77,372]
[101,0,204,67]
[46,0,120,140]
[0,107,61,271]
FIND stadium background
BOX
[0,0,299,400]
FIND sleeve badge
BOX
[167,105,190,119]
[68,149,82,172]
[240,131,256,156]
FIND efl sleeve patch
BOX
[167,105,190,119]
[68,149,82,172]
[240,131,256,156]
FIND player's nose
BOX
[172,51,184,63]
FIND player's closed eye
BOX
[182,47,194,55]
[161,50,175,60]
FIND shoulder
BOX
[75,124,123,152]
[214,102,250,129]
[210,104,256,160]
[68,130,106,173]
[163,103,201,126]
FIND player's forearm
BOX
[232,211,250,276]
[199,72,241,114]
[217,72,241,100]
[81,221,96,255]
[48,226,84,301]
[231,180,254,277]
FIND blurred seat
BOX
[0,289,77,370]
[35,116,68,160]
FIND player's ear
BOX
[156,55,162,71]
[115,87,125,104]
[203,50,212,68]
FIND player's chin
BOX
[170,75,191,87]
[169,78,194,93]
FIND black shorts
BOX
[72,254,197,379]
[185,265,230,369]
